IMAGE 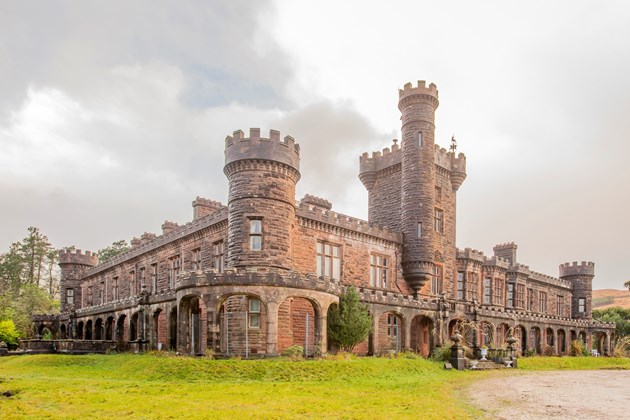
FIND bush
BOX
[613,337,630,358]
[431,345,452,362]
[327,286,372,352]
[569,340,586,357]
[542,345,555,357]
[0,319,21,347]
[523,348,537,357]
[281,345,304,360]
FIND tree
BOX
[624,280,630,291]
[0,319,20,347]
[98,239,131,263]
[327,286,372,352]
[593,307,630,339]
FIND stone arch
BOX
[557,329,567,354]
[116,314,126,343]
[278,296,319,356]
[169,307,177,350]
[38,324,55,340]
[377,311,405,353]
[496,323,510,347]
[570,330,577,344]
[179,294,207,355]
[513,325,527,355]
[592,331,607,355]
[130,312,139,342]
[95,318,103,340]
[85,319,93,340]
[152,308,166,350]
[578,330,587,345]
[105,316,115,341]
[60,324,67,339]
[77,321,84,339]
[448,317,474,347]
[410,315,433,356]
[217,293,266,357]
[530,326,542,354]
[545,327,555,351]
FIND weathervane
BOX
[450,134,457,153]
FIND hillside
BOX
[593,289,630,309]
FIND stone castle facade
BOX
[31,81,614,357]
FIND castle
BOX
[30,81,615,357]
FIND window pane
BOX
[249,299,260,313]
[250,220,262,233]
[250,235,262,250]
[325,244,332,255]
[317,242,323,254]
[316,255,323,276]
[333,246,340,257]
[324,256,331,277]
[332,258,341,279]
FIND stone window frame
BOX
[213,241,224,273]
[369,253,389,289]
[316,241,342,280]
[129,270,136,296]
[248,298,261,329]
[578,297,586,313]
[434,208,444,234]
[556,295,564,316]
[431,264,443,295]
[457,271,465,300]
[483,277,492,304]
[387,314,399,337]
[191,248,202,270]
[539,291,548,314]
[506,282,515,308]
[150,264,158,293]
[139,267,146,293]
[493,278,503,305]
[515,283,525,309]
[527,288,534,311]
[466,272,478,302]
[66,288,74,305]
[112,276,119,301]
[87,285,94,306]
[249,218,263,251]
[169,255,181,289]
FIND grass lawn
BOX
[0,354,628,419]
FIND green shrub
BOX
[0,319,21,347]
[569,340,586,357]
[281,345,304,360]
[523,348,537,357]
[431,345,452,362]
[542,345,555,357]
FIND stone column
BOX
[265,301,279,356]
[316,313,327,354]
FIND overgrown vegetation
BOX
[326,286,372,352]
[97,239,130,263]
[593,307,630,339]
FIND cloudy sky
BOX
[1,0,629,289]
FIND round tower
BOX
[59,249,99,312]
[559,261,595,320]
[223,128,301,272]
[398,81,440,292]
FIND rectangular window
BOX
[66,288,74,305]
[113,277,119,301]
[457,272,465,300]
[139,267,146,294]
[507,283,514,308]
[249,219,262,251]
[249,298,261,328]
[129,270,135,296]
[467,272,478,302]
[493,278,503,305]
[527,288,534,311]
[387,314,398,337]
[417,222,422,238]
[434,208,444,234]
[516,284,525,309]
[556,295,564,316]
[213,241,224,273]
[151,264,158,293]
[169,256,180,289]
[87,285,93,306]
[99,287,104,305]
[431,265,443,295]
[435,186,442,203]
[191,248,202,270]
[539,291,547,314]
[483,278,492,304]
[316,242,341,280]
[370,254,389,288]
[578,297,586,313]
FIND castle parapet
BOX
[193,197,224,220]
[162,221,179,235]
[493,242,518,265]
[300,194,332,210]
[224,128,300,173]
[483,255,510,269]
[559,261,595,278]
[59,249,99,266]
[359,140,401,191]
[457,247,485,262]
[398,80,439,105]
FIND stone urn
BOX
[480,347,488,361]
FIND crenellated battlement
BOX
[457,247,485,262]
[559,261,595,278]
[224,128,300,172]
[493,242,518,265]
[483,255,511,269]
[398,80,439,103]
[296,202,400,243]
[59,249,99,266]
[300,194,332,210]
[358,139,401,190]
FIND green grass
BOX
[0,354,628,419]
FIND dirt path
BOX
[467,370,630,419]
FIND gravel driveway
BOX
[467,370,630,419]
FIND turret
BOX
[398,81,440,292]
[224,128,301,272]
[559,261,595,319]
[59,249,99,311]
